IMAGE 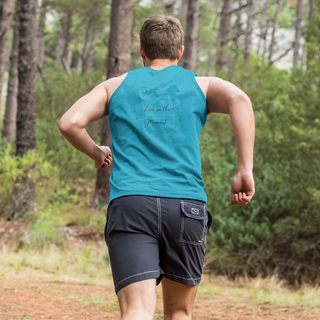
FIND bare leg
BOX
[117,279,157,320]
[162,278,198,320]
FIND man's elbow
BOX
[239,92,252,106]
[59,116,75,135]
[228,92,252,111]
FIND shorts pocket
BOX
[179,200,206,246]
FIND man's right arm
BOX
[205,77,255,206]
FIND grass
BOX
[0,243,112,283]
[198,274,320,308]
[1,202,320,310]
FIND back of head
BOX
[140,15,184,61]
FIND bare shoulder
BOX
[101,73,128,103]
[196,76,250,114]
[195,76,224,99]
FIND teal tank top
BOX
[108,65,207,203]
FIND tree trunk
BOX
[84,28,96,71]
[232,0,243,69]
[1,5,19,143]
[257,0,267,57]
[76,19,90,75]
[293,0,303,64]
[55,12,72,67]
[10,0,37,219]
[92,0,135,206]
[182,0,200,72]
[305,0,316,69]
[36,0,47,71]
[61,11,72,67]
[233,0,243,50]
[216,0,234,71]
[180,0,188,27]
[268,0,283,64]
[308,0,314,22]
[244,0,255,60]
[0,0,14,106]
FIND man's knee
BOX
[117,279,157,320]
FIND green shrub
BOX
[0,144,60,217]
[203,58,320,283]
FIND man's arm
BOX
[206,77,255,206]
[58,83,112,169]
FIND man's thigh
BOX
[159,197,211,286]
[105,196,162,293]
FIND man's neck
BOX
[144,58,178,70]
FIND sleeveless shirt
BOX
[108,65,207,203]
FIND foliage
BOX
[1,0,319,284]
[36,67,104,182]
[202,56,320,283]
[0,144,60,217]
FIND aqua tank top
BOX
[108,65,207,203]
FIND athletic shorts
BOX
[104,195,212,293]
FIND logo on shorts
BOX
[191,208,199,215]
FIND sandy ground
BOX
[1,273,320,320]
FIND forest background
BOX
[0,0,319,286]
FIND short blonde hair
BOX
[140,15,184,60]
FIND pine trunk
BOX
[1,5,19,143]
[293,0,303,64]
[182,0,200,72]
[35,0,47,71]
[10,0,37,219]
[76,19,90,75]
[268,0,283,64]
[257,0,267,57]
[61,11,72,67]
[92,0,135,206]
[84,28,96,71]
[216,0,234,71]
[55,12,72,67]
[0,0,14,105]
[180,0,188,27]
[244,0,255,60]
[233,0,243,50]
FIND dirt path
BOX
[1,274,320,320]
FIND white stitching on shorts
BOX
[157,197,161,240]
[115,269,160,287]
[165,273,202,281]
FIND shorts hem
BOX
[115,269,162,294]
[164,273,202,286]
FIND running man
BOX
[59,15,255,320]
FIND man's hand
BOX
[94,146,113,170]
[231,171,255,206]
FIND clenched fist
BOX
[231,171,255,206]
[94,146,113,170]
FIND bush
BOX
[0,144,60,218]
[203,58,320,284]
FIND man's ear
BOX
[177,45,184,61]
[140,44,146,60]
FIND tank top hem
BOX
[109,190,207,205]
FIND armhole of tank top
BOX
[108,72,130,112]
[191,74,208,126]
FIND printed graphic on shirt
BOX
[128,86,190,142]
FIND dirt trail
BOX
[1,275,320,320]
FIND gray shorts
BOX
[104,195,212,293]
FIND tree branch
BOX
[269,43,294,65]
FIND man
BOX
[59,15,255,320]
